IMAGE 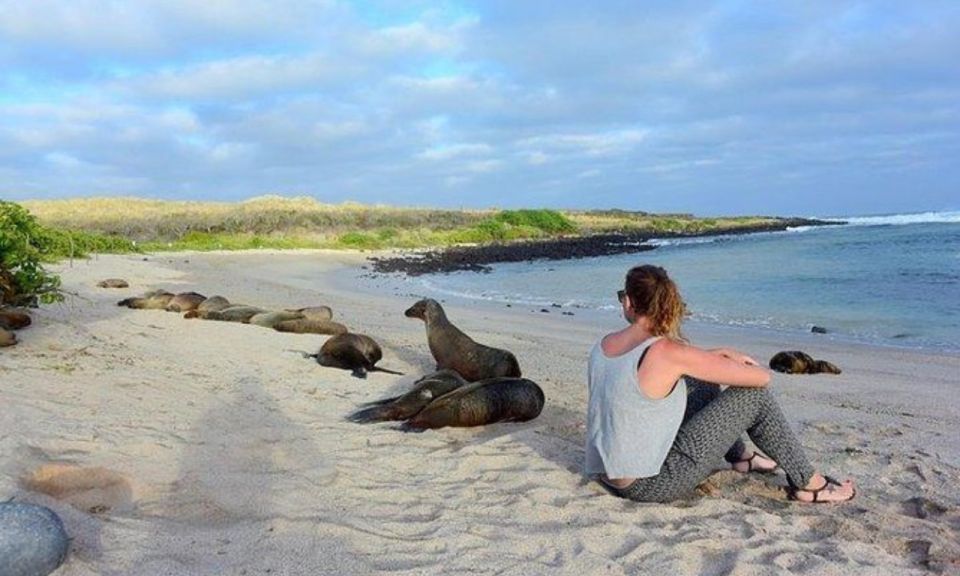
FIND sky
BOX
[1,1,958,216]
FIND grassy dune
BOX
[21,196,786,253]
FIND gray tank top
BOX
[585,335,687,479]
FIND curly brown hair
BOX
[624,265,688,340]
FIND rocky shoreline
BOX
[368,217,843,276]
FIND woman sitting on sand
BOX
[585,265,855,503]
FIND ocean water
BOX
[404,212,960,352]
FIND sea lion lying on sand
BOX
[96,278,129,288]
[117,289,174,309]
[285,306,333,322]
[199,305,265,323]
[183,295,232,318]
[164,291,206,312]
[306,333,403,378]
[769,351,842,375]
[402,377,545,430]
[0,309,31,330]
[349,369,468,423]
[404,298,521,381]
[1,327,16,347]
[248,310,305,328]
[0,502,70,576]
[274,319,348,335]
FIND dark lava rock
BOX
[368,218,841,276]
[769,351,842,375]
[811,326,828,334]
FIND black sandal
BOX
[733,452,780,475]
[788,475,856,503]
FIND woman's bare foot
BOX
[731,451,778,474]
[790,473,856,503]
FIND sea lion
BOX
[248,310,305,328]
[0,309,31,330]
[349,369,468,423]
[96,278,129,288]
[310,333,403,378]
[274,319,348,335]
[0,502,70,576]
[117,289,174,309]
[183,295,232,319]
[164,291,207,313]
[201,305,265,323]
[285,306,333,322]
[1,327,16,347]
[404,298,521,381]
[769,351,842,375]
[402,377,545,430]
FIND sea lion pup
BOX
[309,333,403,378]
[404,298,522,381]
[769,351,842,375]
[200,305,265,323]
[402,377,545,430]
[274,318,348,335]
[164,291,207,313]
[248,310,305,328]
[1,327,16,347]
[96,278,129,288]
[117,289,174,309]
[349,369,468,423]
[285,306,334,322]
[0,308,31,330]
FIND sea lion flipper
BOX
[370,366,404,376]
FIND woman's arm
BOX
[655,339,771,388]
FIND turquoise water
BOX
[407,212,960,351]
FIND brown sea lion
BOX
[404,298,521,381]
[117,289,174,309]
[308,333,403,378]
[0,309,31,330]
[769,351,842,375]
[349,369,468,423]
[402,377,545,430]
[249,310,305,328]
[201,305,265,323]
[274,319,348,335]
[285,306,333,322]
[164,291,207,312]
[0,327,16,347]
[96,278,129,288]
[184,295,233,318]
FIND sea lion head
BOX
[404,298,442,322]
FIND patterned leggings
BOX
[611,379,816,502]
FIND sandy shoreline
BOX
[2,250,959,575]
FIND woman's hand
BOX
[710,347,760,366]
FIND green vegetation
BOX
[17,196,788,256]
[1,201,63,305]
[1,201,137,305]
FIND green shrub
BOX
[492,209,577,233]
[0,201,63,305]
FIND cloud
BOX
[0,1,957,215]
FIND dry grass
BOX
[22,196,493,243]
[21,196,788,252]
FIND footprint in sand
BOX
[23,464,134,514]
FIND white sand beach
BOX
[2,250,959,575]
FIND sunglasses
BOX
[617,289,626,303]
